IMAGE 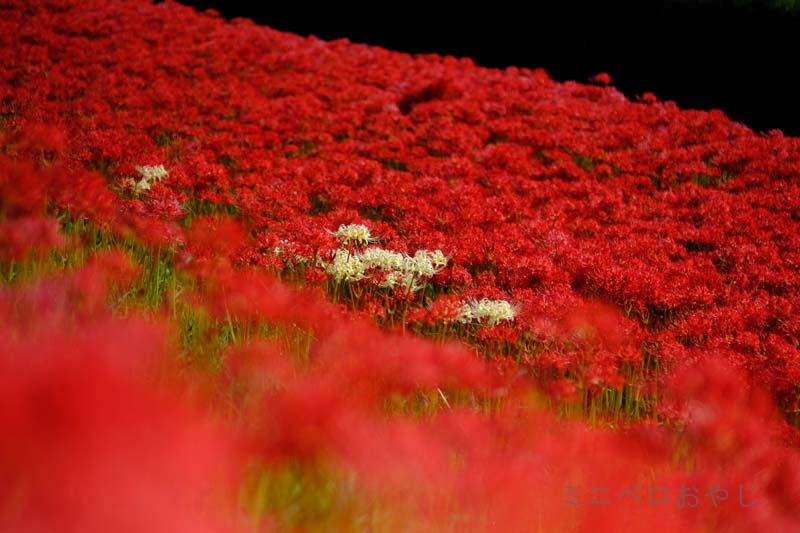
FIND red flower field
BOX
[2,1,800,531]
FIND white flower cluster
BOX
[325,249,368,282]
[359,247,404,271]
[128,164,169,193]
[330,223,377,245]
[457,299,517,326]
[321,245,448,292]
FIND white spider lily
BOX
[360,247,405,271]
[325,249,367,282]
[400,249,448,277]
[378,270,402,289]
[458,299,517,326]
[317,226,449,293]
[401,271,425,293]
[330,224,376,245]
[130,164,169,193]
[429,249,448,270]
[136,164,169,182]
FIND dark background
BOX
[175,1,800,137]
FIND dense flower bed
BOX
[2,0,800,531]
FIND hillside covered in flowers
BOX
[2,1,800,531]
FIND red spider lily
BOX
[0,298,241,533]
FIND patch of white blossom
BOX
[330,223,377,245]
[457,299,517,326]
[128,164,169,194]
[360,247,405,271]
[324,249,367,282]
[319,227,448,292]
